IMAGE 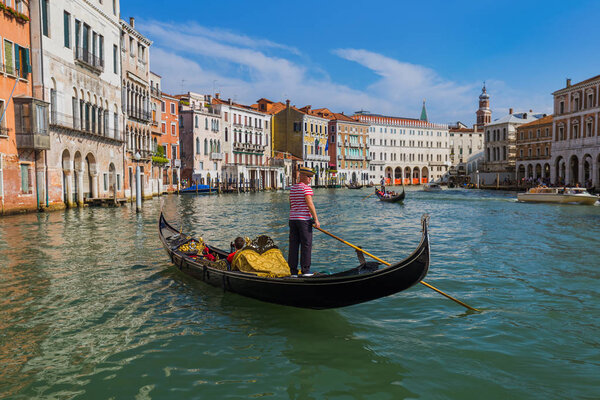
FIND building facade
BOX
[298,106,329,186]
[515,115,553,183]
[483,109,545,182]
[177,92,222,187]
[353,112,450,185]
[159,92,180,192]
[325,111,369,185]
[121,17,152,199]
[448,122,484,182]
[30,0,124,208]
[1,0,48,214]
[551,76,600,188]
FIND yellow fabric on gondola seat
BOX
[231,248,291,277]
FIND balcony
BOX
[337,155,343,160]
[210,152,224,160]
[233,142,266,153]
[346,154,363,161]
[150,86,161,98]
[127,106,152,122]
[75,47,104,73]
[173,159,181,168]
[306,154,329,162]
[349,142,361,148]
[13,97,51,150]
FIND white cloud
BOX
[142,20,550,124]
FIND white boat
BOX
[517,187,598,205]
[424,183,442,192]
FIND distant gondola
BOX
[376,186,405,203]
[179,184,215,194]
[346,183,363,189]
[158,212,430,309]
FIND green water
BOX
[1,188,599,399]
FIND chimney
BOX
[286,99,290,108]
[566,78,571,87]
[215,93,220,99]
[129,17,135,28]
[228,98,232,105]
[509,108,513,115]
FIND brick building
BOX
[515,115,553,183]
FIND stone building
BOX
[177,92,222,187]
[30,0,124,208]
[482,109,545,182]
[448,122,484,182]
[551,76,600,188]
[353,111,450,185]
[214,95,277,189]
[322,110,369,185]
[515,115,553,183]
[120,17,152,200]
[0,0,48,214]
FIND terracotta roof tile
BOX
[517,114,553,128]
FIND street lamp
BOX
[134,151,142,212]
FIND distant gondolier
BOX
[289,166,319,275]
[380,177,385,193]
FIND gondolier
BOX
[289,166,320,275]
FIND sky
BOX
[121,0,600,126]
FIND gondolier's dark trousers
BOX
[288,219,313,274]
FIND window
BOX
[113,45,118,73]
[103,173,108,191]
[98,35,104,62]
[161,101,165,112]
[4,40,14,75]
[112,0,116,15]
[75,20,81,56]
[161,122,166,133]
[195,138,200,154]
[170,103,175,114]
[116,174,121,191]
[559,101,564,114]
[171,123,176,135]
[64,12,71,48]
[129,36,134,55]
[41,0,49,37]
[20,164,32,194]
[0,154,3,198]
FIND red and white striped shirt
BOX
[289,182,313,220]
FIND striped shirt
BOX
[289,182,313,220]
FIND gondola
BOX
[346,183,363,189]
[376,186,405,203]
[158,212,430,309]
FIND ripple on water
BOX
[0,189,599,399]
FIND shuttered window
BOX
[21,164,32,194]
[4,40,14,75]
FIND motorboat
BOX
[423,183,442,192]
[517,187,598,205]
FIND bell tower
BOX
[476,83,491,131]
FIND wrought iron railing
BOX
[75,47,104,71]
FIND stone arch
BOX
[83,153,96,198]
[517,164,526,181]
[543,163,550,180]
[569,154,579,185]
[421,166,429,184]
[394,166,402,184]
[526,164,533,178]
[384,166,393,184]
[404,166,411,184]
[535,163,542,179]
[555,156,565,185]
[583,153,593,184]
[412,166,420,185]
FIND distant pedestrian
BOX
[288,166,320,275]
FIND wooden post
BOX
[195,180,198,195]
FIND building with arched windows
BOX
[177,92,222,187]
[551,76,600,188]
[27,0,124,208]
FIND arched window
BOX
[217,140,221,153]
[196,137,200,154]
[205,118,208,130]
[225,128,228,142]
[195,116,198,128]
[204,138,208,155]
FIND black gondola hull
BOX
[159,213,429,309]
[376,187,406,203]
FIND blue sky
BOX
[121,0,600,125]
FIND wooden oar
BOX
[362,191,377,201]
[313,225,479,312]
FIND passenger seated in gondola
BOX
[203,246,216,261]
[227,237,245,264]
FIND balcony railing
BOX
[345,154,363,161]
[150,86,161,98]
[50,110,121,141]
[172,159,181,168]
[233,142,266,153]
[75,47,104,72]
[306,154,329,162]
[210,152,224,160]
[127,106,152,122]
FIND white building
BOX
[448,122,484,182]
[30,0,124,207]
[177,92,223,186]
[353,112,450,185]
[214,95,279,189]
[483,109,545,182]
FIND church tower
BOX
[476,83,491,131]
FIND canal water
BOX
[1,188,599,399]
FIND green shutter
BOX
[14,44,20,72]
[24,48,31,74]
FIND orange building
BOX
[1,2,49,215]
[159,93,180,192]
